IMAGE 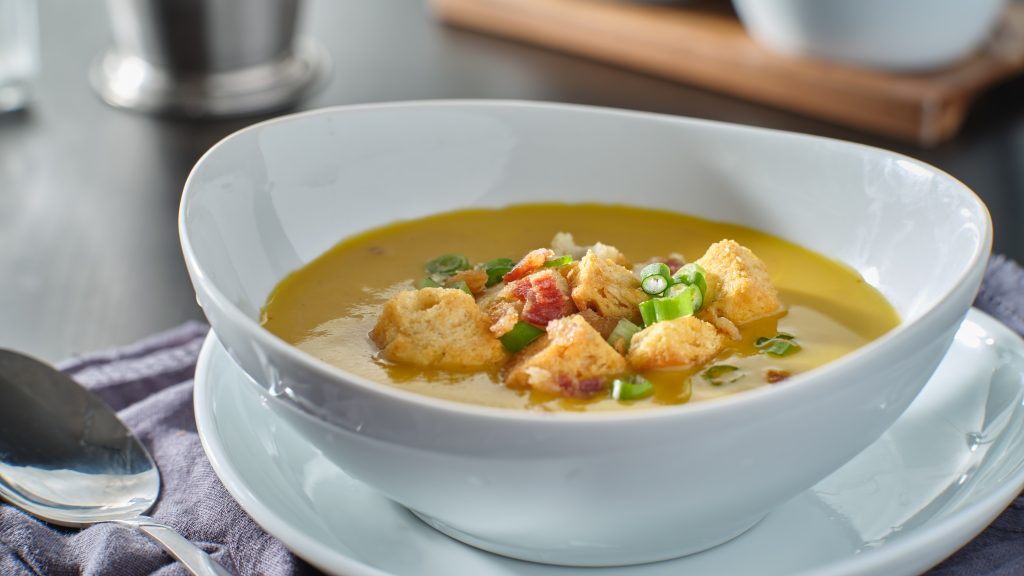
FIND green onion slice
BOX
[702,364,743,386]
[480,258,515,287]
[416,277,442,289]
[543,255,574,268]
[639,299,657,327]
[673,263,708,299]
[607,319,642,352]
[755,333,801,357]
[639,284,702,326]
[499,321,545,352]
[640,262,672,296]
[641,275,668,295]
[446,279,473,295]
[611,375,654,401]
[425,254,470,275]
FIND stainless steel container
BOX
[90,0,327,117]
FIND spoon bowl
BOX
[0,349,229,576]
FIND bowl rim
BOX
[179,99,993,425]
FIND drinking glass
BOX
[0,0,38,113]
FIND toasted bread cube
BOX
[569,251,646,325]
[697,309,741,341]
[696,240,782,325]
[370,288,507,368]
[627,316,723,371]
[551,233,628,266]
[505,315,627,396]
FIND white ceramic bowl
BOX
[179,101,990,567]
[732,0,1008,71]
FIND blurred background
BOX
[1,0,1022,361]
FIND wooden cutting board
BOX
[431,0,1024,146]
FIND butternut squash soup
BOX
[261,204,899,412]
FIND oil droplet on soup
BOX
[261,204,899,412]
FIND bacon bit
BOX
[510,270,575,327]
[558,375,606,398]
[503,248,555,283]
[766,369,791,384]
[448,269,488,295]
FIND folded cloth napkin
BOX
[0,255,1022,576]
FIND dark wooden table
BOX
[2,0,1022,361]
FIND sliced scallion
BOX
[607,319,642,352]
[640,262,672,296]
[416,277,442,289]
[673,263,708,300]
[701,364,743,386]
[638,284,702,326]
[543,255,574,268]
[755,333,801,357]
[641,275,668,295]
[446,279,473,295]
[499,321,545,352]
[639,299,657,327]
[425,254,470,275]
[611,375,654,401]
[480,258,515,287]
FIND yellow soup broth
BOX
[261,204,899,412]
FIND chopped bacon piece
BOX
[766,369,791,384]
[509,270,575,326]
[643,253,686,275]
[664,256,686,275]
[503,248,555,283]
[558,375,606,398]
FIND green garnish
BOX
[447,279,472,295]
[499,321,545,352]
[543,255,574,268]
[480,258,515,287]
[607,319,641,352]
[638,260,671,293]
[425,254,470,275]
[702,364,744,386]
[673,263,708,300]
[640,262,672,296]
[416,277,442,289]
[611,375,654,401]
[641,275,668,295]
[638,284,703,327]
[755,333,801,357]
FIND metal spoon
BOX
[0,349,231,576]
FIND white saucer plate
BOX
[195,309,1024,576]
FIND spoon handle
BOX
[120,517,233,576]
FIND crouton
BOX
[504,248,555,283]
[696,240,782,325]
[505,315,627,396]
[569,251,646,325]
[697,309,741,341]
[370,288,506,368]
[551,232,628,266]
[579,308,620,339]
[447,268,488,295]
[627,316,723,371]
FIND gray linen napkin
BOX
[0,322,312,576]
[0,255,1022,576]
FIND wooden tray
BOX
[431,0,1024,146]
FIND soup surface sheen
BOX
[261,204,899,412]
